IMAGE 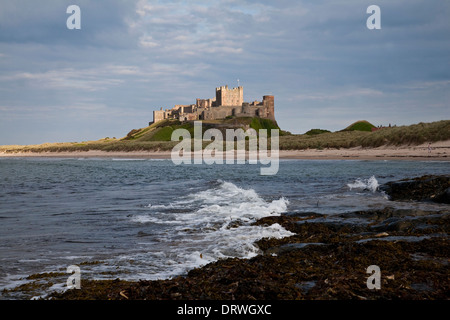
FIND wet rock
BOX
[380,175,450,203]
[39,200,449,301]
[434,187,450,204]
[367,208,449,234]
[295,280,317,294]
[371,217,415,232]
[352,207,433,222]
[265,242,325,255]
[45,210,449,300]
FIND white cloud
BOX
[130,0,260,58]
[399,80,450,91]
[139,35,160,48]
[0,68,123,92]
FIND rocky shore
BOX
[5,175,449,300]
[380,175,450,204]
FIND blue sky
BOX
[0,0,449,145]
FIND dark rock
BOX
[37,203,449,301]
[434,187,450,204]
[380,175,450,204]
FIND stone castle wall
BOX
[152,85,275,124]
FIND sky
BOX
[0,0,449,145]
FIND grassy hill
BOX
[124,117,281,142]
[1,119,449,153]
[355,120,450,147]
[280,120,450,150]
[305,129,331,135]
[343,120,375,132]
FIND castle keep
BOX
[152,85,275,123]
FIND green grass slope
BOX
[124,117,280,142]
[279,120,450,150]
[305,129,331,135]
[344,120,376,132]
[355,120,450,147]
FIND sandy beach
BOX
[278,140,450,160]
[1,140,449,161]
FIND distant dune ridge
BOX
[0,119,449,157]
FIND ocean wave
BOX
[347,175,379,193]
[124,180,293,280]
[135,180,289,225]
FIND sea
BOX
[0,157,448,299]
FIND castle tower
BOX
[263,95,275,120]
[215,85,243,106]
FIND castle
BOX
[152,85,275,124]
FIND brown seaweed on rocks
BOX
[380,175,450,204]
[6,175,448,300]
[47,207,449,300]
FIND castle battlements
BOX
[152,85,274,124]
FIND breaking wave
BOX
[347,175,379,193]
[123,180,293,280]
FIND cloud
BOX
[130,0,274,60]
[0,68,123,91]
[0,0,140,48]
[0,0,449,144]
[399,80,450,91]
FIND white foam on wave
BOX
[135,180,289,225]
[347,175,379,193]
[121,180,294,280]
[194,180,288,215]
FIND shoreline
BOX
[0,142,449,161]
[47,205,450,300]
[2,175,448,300]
